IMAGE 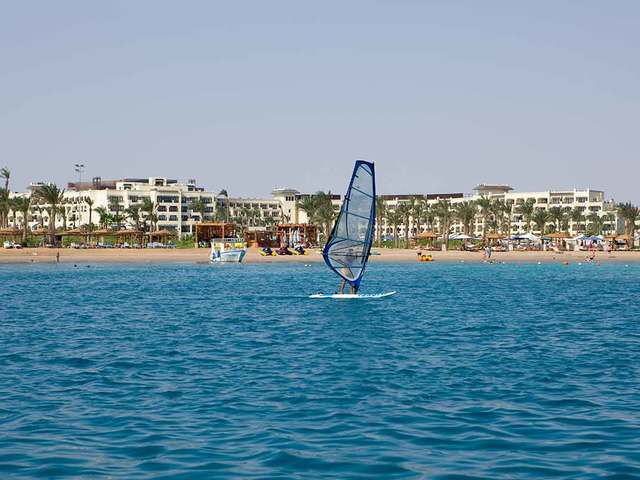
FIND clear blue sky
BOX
[2,1,639,202]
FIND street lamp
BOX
[74,164,85,190]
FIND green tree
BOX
[547,206,565,232]
[85,197,95,231]
[34,184,65,244]
[141,198,157,232]
[455,201,477,236]
[397,202,412,248]
[0,188,8,228]
[126,205,143,230]
[569,208,585,233]
[617,202,639,248]
[519,199,536,232]
[57,204,68,230]
[411,198,426,237]
[94,206,110,229]
[586,212,604,236]
[532,209,550,235]
[0,167,10,191]
[375,196,386,246]
[191,198,207,223]
[476,195,493,239]
[385,208,401,248]
[218,189,230,222]
[12,196,31,242]
[433,200,453,249]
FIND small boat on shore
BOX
[210,238,247,263]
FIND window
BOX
[158,215,167,221]
[169,215,178,221]
[158,195,179,203]
[169,206,178,212]
[157,206,167,212]
[181,215,189,221]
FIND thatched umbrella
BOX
[486,232,506,240]
[147,229,175,238]
[417,231,438,239]
[61,228,84,236]
[545,232,571,239]
[0,227,20,237]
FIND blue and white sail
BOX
[322,161,376,290]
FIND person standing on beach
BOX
[56,251,60,263]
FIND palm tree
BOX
[476,195,493,240]
[532,209,550,235]
[520,199,536,232]
[0,188,8,228]
[57,204,68,230]
[547,206,565,233]
[191,198,207,223]
[455,201,477,236]
[141,198,157,232]
[218,189,230,222]
[586,212,605,236]
[34,184,65,244]
[411,198,426,237]
[569,208,585,234]
[385,208,401,248]
[85,197,95,231]
[0,167,10,191]
[94,206,110,229]
[297,195,319,225]
[12,196,31,242]
[375,196,386,246]
[617,202,639,248]
[125,205,142,230]
[314,192,336,243]
[433,200,453,249]
[397,203,412,248]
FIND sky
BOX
[1,1,639,202]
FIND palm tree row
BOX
[374,194,635,248]
[296,191,337,242]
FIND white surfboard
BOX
[309,291,396,299]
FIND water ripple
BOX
[1,262,640,478]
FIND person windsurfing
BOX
[338,247,358,294]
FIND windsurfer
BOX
[338,248,358,294]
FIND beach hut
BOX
[194,222,237,247]
[115,229,144,247]
[416,231,438,249]
[0,227,21,247]
[276,224,318,247]
[146,229,176,247]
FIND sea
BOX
[1,261,639,479]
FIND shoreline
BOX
[1,247,639,265]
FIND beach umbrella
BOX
[454,233,473,240]
[486,233,505,240]
[417,231,438,239]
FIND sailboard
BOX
[309,291,396,299]
[310,160,394,299]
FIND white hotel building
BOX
[381,184,621,238]
[11,177,621,239]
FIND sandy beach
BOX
[1,247,639,265]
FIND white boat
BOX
[210,238,247,263]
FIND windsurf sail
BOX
[322,160,376,290]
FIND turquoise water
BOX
[1,261,640,478]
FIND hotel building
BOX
[10,177,622,240]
